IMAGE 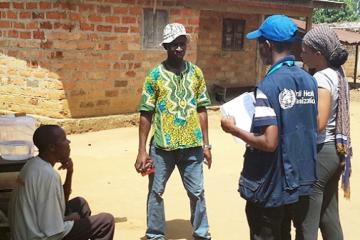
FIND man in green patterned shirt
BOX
[135,23,212,240]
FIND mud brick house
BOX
[0,0,341,120]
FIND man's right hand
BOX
[135,150,153,173]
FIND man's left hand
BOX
[58,158,74,173]
[203,148,212,169]
[221,116,236,134]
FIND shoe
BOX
[193,234,211,240]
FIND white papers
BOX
[220,92,255,143]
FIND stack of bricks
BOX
[0,0,200,118]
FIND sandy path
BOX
[65,101,360,240]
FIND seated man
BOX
[8,125,115,240]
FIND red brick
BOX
[20,12,31,19]
[87,33,100,41]
[114,26,128,33]
[0,3,10,8]
[80,102,95,108]
[7,11,17,19]
[0,21,10,28]
[134,62,141,69]
[97,43,110,50]
[8,30,18,38]
[97,5,111,14]
[122,16,136,24]
[53,22,74,31]
[7,50,18,57]
[129,7,141,15]
[70,13,80,21]
[105,90,119,97]
[121,0,135,4]
[14,22,25,29]
[113,6,128,14]
[88,15,102,22]
[170,9,181,15]
[126,71,136,77]
[130,26,139,33]
[137,0,151,5]
[80,23,94,31]
[103,36,117,41]
[20,31,31,39]
[32,12,44,19]
[40,21,52,29]
[188,18,199,25]
[60,2,76,10]
[96,100,110,106]
[26,22,38,29]
[50,51,63,59]
[113,62,125,69]
[181,8,194,16]
[12,2,24,9]
[174,18,186,25]
[97,25,112,32]
[105,16,120,23]
[33,30,45,39]
[39,2,51,9]
[114,80,128,87]
[163,1,176,7]
[121,53,134,60]
[46,11,66,20]
[26,2,38,9]
[40,40,53,49]
[79,4,94,12]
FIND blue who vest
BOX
[239,56,318,207]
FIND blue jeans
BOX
[146,144,210,240]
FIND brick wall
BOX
[0,0,200,118]
[197,11,259,93]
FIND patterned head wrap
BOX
[303,26,341,61]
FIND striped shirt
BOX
[252,88,277,133]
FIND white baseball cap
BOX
[160,23,190,46]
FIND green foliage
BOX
[313,0,360,23]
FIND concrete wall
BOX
[0,0,200,118]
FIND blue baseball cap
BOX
[246,15,298,42]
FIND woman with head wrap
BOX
[300,26,352,240]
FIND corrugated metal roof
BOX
[292,18,360,45]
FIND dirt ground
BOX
[63,91,360,240]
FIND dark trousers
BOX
[63,197,115,240]
[246,197,309,240]
[301,142,343,240]
[281,142,343,240]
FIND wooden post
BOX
[354,44,358,84]
[305,14,312,32]
[256,14,265,84]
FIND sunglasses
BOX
[167,41,187,49]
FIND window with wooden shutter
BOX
[222,19,245,51]
[143,9,168,49]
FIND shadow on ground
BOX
[140,219,193,240]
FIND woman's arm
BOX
[317,88,332,132]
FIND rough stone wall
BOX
[0,0,200,118]
[197,11,259,92]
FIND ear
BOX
[315,50,322,57]
[48,144,56,152]
[265,40,272,50]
